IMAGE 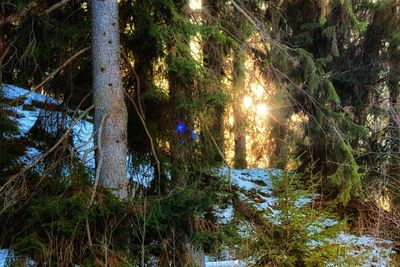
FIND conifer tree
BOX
[202,0,227,164]
[92,0,128,197]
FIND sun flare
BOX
[189,0,202,10]
[243,95,253,108]
[256,104,268,116]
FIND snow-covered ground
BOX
[2,84,95,167]
[205,259,243,267]
[1,85,396,266]
[2,84,154,183]
[205,168,395,267]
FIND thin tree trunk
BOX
[233,49,247,169]
[203,0,225,165]
[388,61,400,181]
[92,0,128,198]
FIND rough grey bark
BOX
[92,0,128,197]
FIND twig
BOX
[9,47,90,106]
[0,105,95,194]
[231,0,270,43]
[86,217,93,247]
[124,92,162,195]
[0,0,77,27]
[86,113,107,249]
[44,0,74,14]
[121,51,145,119]
[0,2,37,27]
[89,113,107,206]
[205,124,232,189]
[81,146,97,165]
[0,36,18,65]
[122,51,162,194]
[33,47,90,91]
[122,51,161,193]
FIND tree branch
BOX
[90,113,107,206]
[45,0,74,14]
[33,47,90,91]
[0,105,95,194]
[0,2,37,27]
[125,92,162,195]
[8,47,90,106]
[0,0,77,28]
[121,51,145,119]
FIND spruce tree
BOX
[92,0,128,197]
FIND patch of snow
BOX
[214,204,234,224]
[0,250,7,267]
[2,85,396,266]
[2,85,58,105]
[205,259,243,267]
[328,233,394,267]
[224,168,278,193]
[2,84,157,187]
[210,168,396,267]
[3,85,59,136]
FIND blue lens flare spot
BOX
[176,121,187,134]
[191,132,199,140]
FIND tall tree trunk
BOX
[202,0,226,165]
[269,119,288,169]
[232,49,247,169]
[388,47,400,183]
[92,0,128,197]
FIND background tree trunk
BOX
[202,0,226,165]
[92,0,128,197]
[233,49,247,169]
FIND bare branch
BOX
[0,104,95,211]
[0,0,77,28]
[8,47,90,106]
[0,2,37,27]
[33,47,90,91]
[45,0,74,15]
[122,52,162,194]
[122,51,145,119]
[90,113,107,206]
[124,92,162,195]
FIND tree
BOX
[202,0,228,165]
[231,1,253,169]
[232,48,248,169]
[92,0,128,197]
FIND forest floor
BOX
[205,168,394,266]
[2,85,396,266]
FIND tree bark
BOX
[202,0,226,165]
[233,49,247,169]
[92,0,128,198]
